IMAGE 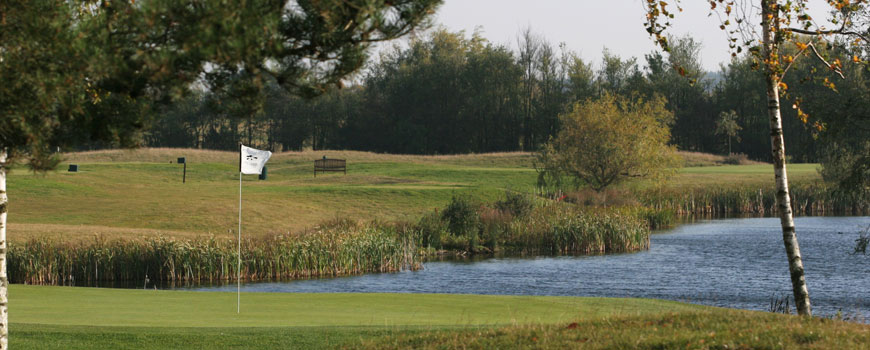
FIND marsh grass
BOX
[502,204,650,254]
[9,193,659,284]
[418,193,654,256]
[8,221,420,285]
[638,181,869,215]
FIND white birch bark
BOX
[762,0,812,316]
[0,149,8,347]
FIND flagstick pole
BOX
[237,171,242,314]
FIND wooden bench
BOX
[314,158,346,177]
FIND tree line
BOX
[144,27,868,166]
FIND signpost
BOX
[177,157,186,183]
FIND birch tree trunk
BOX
[762,0,812,316]
[0,149,8,347]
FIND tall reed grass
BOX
[503,204,650,254]
[638,182,869,216]
[8,221,420,285]
[417,194,652,255]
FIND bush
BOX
[495,191,535,217]
[441,196,480,249]
[416,211,448,249]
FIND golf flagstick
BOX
[238,170,242,314]
[237,144,272,314]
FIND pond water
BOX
[186,216,870,318]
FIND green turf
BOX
[11,284,704,349]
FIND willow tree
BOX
[644,0,869,316]
[0,0,439,347]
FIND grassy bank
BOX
[357,310,870,349]
[12,285,870,349]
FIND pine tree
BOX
[0,1,440,347]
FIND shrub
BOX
[495,191,535,217]
[416,211,448,249]
[441,196,480,249]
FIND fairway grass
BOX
[9,149,538,242]
[13,284,702,349]
[9,148,822,243]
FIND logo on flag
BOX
[240,145,271,175]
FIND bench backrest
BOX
[314,158,346,169]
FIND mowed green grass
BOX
[14,285,869,350]
[12,284,703,350]
[7,148,821,242]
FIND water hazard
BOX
[186,216,870,318]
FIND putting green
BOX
[13,285,702,328]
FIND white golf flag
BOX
[239,145,272,175]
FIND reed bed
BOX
[638,182,869,216]
[503,204,650,254]
[418,194,652,255]
[8,221,420,285]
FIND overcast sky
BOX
[430,0,833,72]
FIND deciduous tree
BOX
[644,0,870,316]
[715,110,743,155]
[537,94,679,192]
